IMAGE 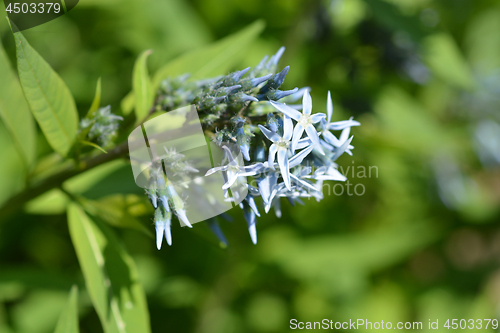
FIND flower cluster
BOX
[148,47,360,248]
[79,105,123,148]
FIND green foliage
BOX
[13,29,78,157]
[152,20,265,85]
[67,203,151,333]
[0,39,36,170]
[0,2,499,333]
[132,50,154,121]
[53,286,79,333]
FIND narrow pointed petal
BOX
[340,127,351,143]
[322,130,341,147]
[241,162,265,173]
[289,144,314,168]
[327,119,361,131]
[251,74,272,87]
[291,123,304,152]
[296,137,312,150]
[311,113,326,123]
[283,115,293,141]
[270,101,302,120]
[327,91,333,123]
[247,196,261,217]
[240,144,250,161]
[164,220,172,246]
[159,196,170,212]
[270,46,285,67]
[268,144,278,170]
[290,174,317,191]
[305,125,324,155]
[240,93,259,102]
[149,193,157,209]
[332,136,353,162]
[303,90,312,115]
[277,149,291,190]
[233,67,250,81]
[176,209,193,228]
[221,145,236,163]
[248,221,257,244]
[205,165,229,176]
[155,221,165,250]
[258,125,280,142]
[222,171,239,190]
[320,139,334,151]
[276,66,290,86]
[272,88,298,100]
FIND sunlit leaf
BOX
[88,77,102,118]
[133,50,153,122]
[54,286,79,333]
[153,20,265,86]
[67,203,151,333]
[0,39,36,169]
[423,33,475,89]
[78,194,153,237]
[13,28,78,157]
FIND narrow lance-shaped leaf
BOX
[0,38,36,169]
[121,20,265,115]
[132,50,153,122]
[153,19,265,85]
[78,77,102,142]
[88,77,102,118]
[54,285,79,333]
[67,203,151,333]
[13,27,78,157]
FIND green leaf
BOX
[78,194,153,237]
[54,286,79,333]
[13,29,78,157]
[67,203,151,333]
[152,20,265,87]
[120,90,135,116]
[0,39,36,169]
[133,50,153,122]
[423,33,475,90]
[88,77,102,118]
[79,140,108,154]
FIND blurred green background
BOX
[1,0,500,332]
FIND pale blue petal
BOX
[155,221,165,250]
[311,113,326,123]
[176,209,193,228]
[305,125,323,155]
[268,144,278,170]
[283,115,293,141]
[327,91,333,123]
[331,136,353,162]
[270,101,302,120]
[289,145,314,168]
[258,124,280,142]
[327,119,361,131]
[322,130,341,147]
[291,123,304,152]
[277,149,291,190]
[164,219,172,246]
[303,90,312,115]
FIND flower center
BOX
[298,114,312,127]
[276,138,289,149]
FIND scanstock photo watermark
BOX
[290,318,499,330]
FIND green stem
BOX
[0,141,129,221]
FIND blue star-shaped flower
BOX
[270,90,326,154]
